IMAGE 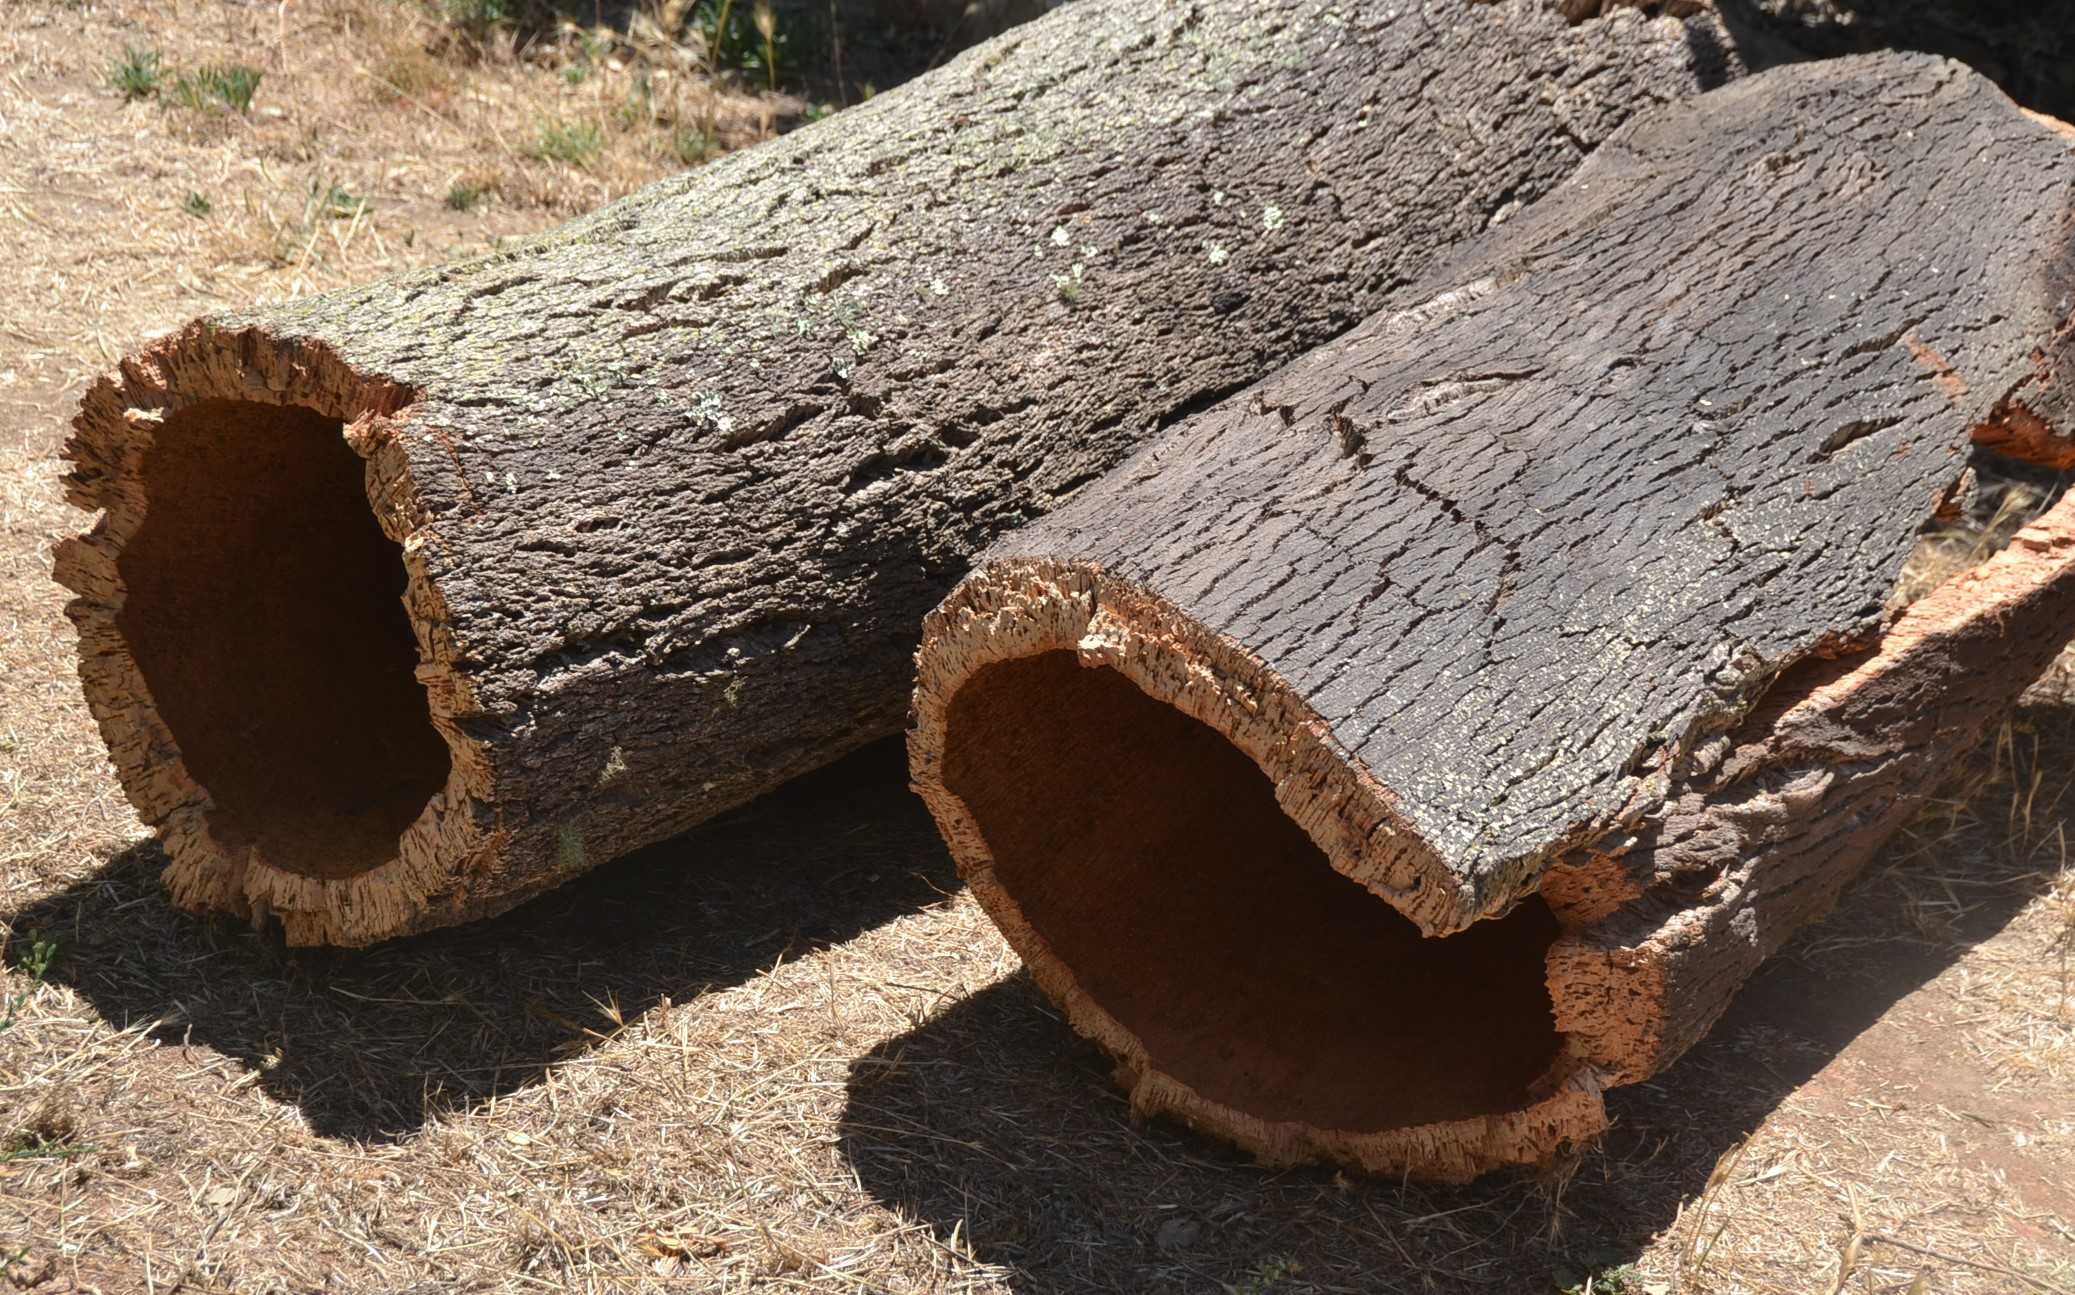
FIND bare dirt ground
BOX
[2,3,2072,1292]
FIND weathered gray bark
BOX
[55,0,1740,945]
[909,53,2075,1180]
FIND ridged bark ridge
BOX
[56,0,1741,944]
[909,54,2075,1180]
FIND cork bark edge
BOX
[1550,485,2075,1085]
[910,560,1488,935]
[52,320,498,946]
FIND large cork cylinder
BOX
[54,0,1738,945]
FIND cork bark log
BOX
[908,53,2075,1181]
[54,0,1742,945]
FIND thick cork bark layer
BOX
[53,0,1744,944]
[907,54,2075,1180]
[55,325,498,945]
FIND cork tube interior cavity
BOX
[114,398,449,880]
[939,650,1563,1135]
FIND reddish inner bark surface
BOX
[114,399,449,880]
[942,651,1562,1133]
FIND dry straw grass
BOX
[3,2,2074,1290]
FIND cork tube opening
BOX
[939,650,1563,1134]
[112,398,450,881]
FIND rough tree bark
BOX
[908,54,2075,1181]
[55,0,1742,945]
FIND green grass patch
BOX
[169,63,264,113]
[441,0,514,31]
[0,1133,90,1165]
[670,125,713,167]
[1560,1265,1643,1294]
[109,46,163,100]
[0,937,57,1037]
[694,0,788,84]
[530,119,603,167]
[316,182,367,220]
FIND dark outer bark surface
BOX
[58,0,1742,943]
[967,54,2075,935]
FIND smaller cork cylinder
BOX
[908,55,2075,1181]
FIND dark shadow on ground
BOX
[445,0,1052,109]
[836,702,2072,1294]
[4,737,957,1142]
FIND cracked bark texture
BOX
[56,0,1741,945]
[909,53,2075,1178]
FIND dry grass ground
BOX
[2,2,2073,1291]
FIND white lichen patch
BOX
[690,390,735,436]
[1206,242,1231,266]
[1050,225,1072,247]
[1262,204,1285,232]
[930,277,950,296]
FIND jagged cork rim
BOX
[907,560,1609,1180]
[52,320,499,946]
[911,561,1524,935]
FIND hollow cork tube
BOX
[909,54,2075,1181]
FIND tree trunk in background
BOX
[909,54,2075,1181]
[56,0,1742,945]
